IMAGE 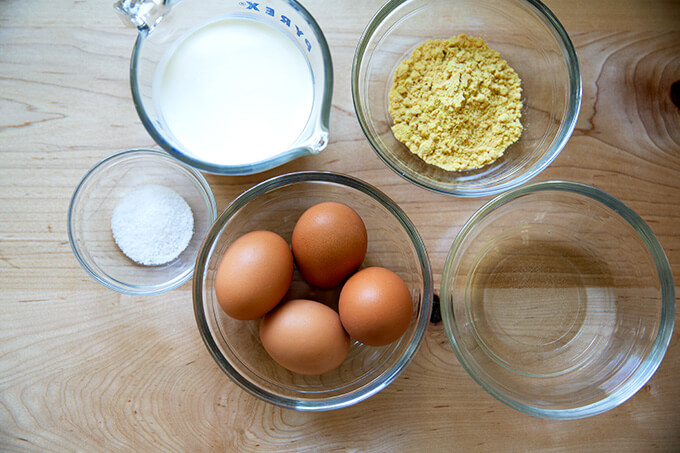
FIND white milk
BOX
[156,18,314,166]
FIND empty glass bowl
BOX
[441,181,675,419]
[193,171,432,411]
[352,0,581,196]
[68,148,218,295]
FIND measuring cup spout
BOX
[114,0,179,31]
[308,129,329,154]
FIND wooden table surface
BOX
[1,0,679,451]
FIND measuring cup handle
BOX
[113,0,179,31]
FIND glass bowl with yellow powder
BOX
[352,0,581,196]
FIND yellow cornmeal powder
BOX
[388,34,523,172]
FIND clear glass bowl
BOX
[68,148,218,295]
[441,181,675,419]
[193,171,432,411]
[123,0,333,175]
[352,0,582,196]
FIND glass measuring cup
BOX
[115,0,333,175]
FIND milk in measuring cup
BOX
[155,18,314,165]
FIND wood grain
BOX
[1,0,679,451]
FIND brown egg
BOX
[214,230,294,321]
[291,201,367,288]
[338,267,413,346]
[259,299,350,375]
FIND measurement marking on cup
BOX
[239,2,312,51]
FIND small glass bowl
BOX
[352,0,582,196]
[193,171,432,411]
[68,148,218,295]
[441,181,675,419]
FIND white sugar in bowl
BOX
[67,148,217,295]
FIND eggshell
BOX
[259,299,350,375]
[214,230,294,321]
[291,202,367,288]
[338,267,413,346]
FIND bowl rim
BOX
[440,179,676,419]
[192,170,433,411]
[130,0,334,176]
[67,148,218,296]
[351,0,583,197]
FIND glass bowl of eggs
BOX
[193,171,432,411]
[352,0,582,196]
